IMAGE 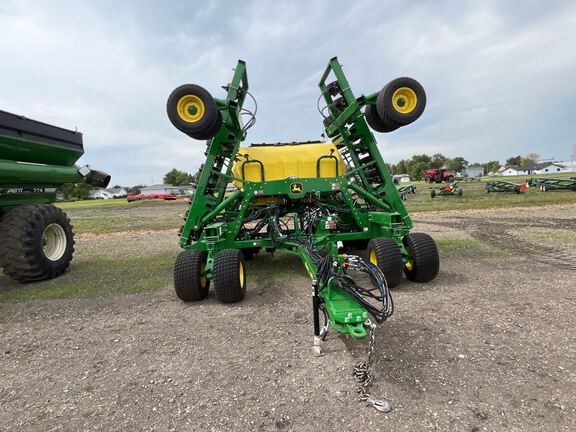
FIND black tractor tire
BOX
[364,104,400,133]
[0,204,74,283]
[445,175,455,183]
[174,250,209,301]
[403,233,439,282]
[431,189,437,198]
[376,77,426,127]
[367,237,404,288]
[213,249,246,303]
[166,84,222,140]
[514,186,521,194]
[571,184,576,191]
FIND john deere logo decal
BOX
[290,182,303,194]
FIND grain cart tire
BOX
[167,84,222,140]
[0,204,74,283]
[364,104,400,133]
[431,189,437,198]
[174,250,209,301]
[367,237,404,288]
[376,77,426,126]
[403,233,439,282]
[213,249,246,303]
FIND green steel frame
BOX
[178,58,420,339]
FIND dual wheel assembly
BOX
[0,204,75,282]
[367,233,439,288]
[174,249,246,303]
[364,77,427,133]
[166,84,222,140]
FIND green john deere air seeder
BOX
[167,58,439,356]
[0,110,110,282]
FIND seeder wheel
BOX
[174,250,209,301]
[402,233,439,282]
[367,237,404,288]
[364,104,400,133]
[166,84,222,140]
[213,249,247,303]
[376,77,426,127]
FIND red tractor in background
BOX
[423,168,455,183]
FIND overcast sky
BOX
[1,0,576,186]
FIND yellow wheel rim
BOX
[405,259,414,271]
[200,262,207,288]
[177,95,205,123]
[392,87,418,114]
[369,250,377,265]
[239,261,244,287]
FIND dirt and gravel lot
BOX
[1,204,575,431]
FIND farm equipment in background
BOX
[485,180,527,194]
[126,193,187,202]
[423,168,455,183]
[431,181,462,198]
[166,57,439,360]
[528,177,576,192]
[0,110,110,282]
[396,184,416,200]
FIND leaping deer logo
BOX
[290,182,303,194]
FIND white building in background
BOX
[393,174,411,183]
[533,163,565,175]
[89,187,127,199]
[140,184,181,195]
[501,166,530,176]
[139,184,195,195]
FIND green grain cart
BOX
[0,110,110,282]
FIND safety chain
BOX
[353,320,392,412]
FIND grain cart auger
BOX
[0,110,110,282]
[167,58,438,372]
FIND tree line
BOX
[389,153,540,180]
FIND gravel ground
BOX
[1,206,575,431]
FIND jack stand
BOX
[312,278,324,356]
[313,336,324,357]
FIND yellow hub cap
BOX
[200,262,207,288]
[239,262,244,287]
[392,87,418,114]
[177,95,205,123]
[369,250,377,265]
[405,259,414,271]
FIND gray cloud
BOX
[1,0,575,185]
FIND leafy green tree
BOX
[446,156,469,173]
[506,156,522,166]
[430,153,448,169]
[61,183,91,200]
[163,168,193,186]
[483,160,501,174]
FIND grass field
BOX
[1,174,574,302]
